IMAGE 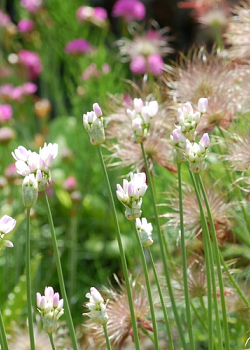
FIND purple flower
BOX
[22,82,37,95]
[20,0,42,14]
[0,104,12,123]
[148,54,164,75]
[112,0,146,22]
[18,50,43,80]
[64,39,93,55]
[130,55,146,75]
[17,19,35,32]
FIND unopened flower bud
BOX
[22,174,38,208]
[198,98,208,113]
[93,103,102,117]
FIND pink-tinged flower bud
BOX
[148,54,164,75]
[89,287,104,304]
[93,103,102,117]
[4,240,14,248]
[183,102,193,114]
[127,183,135,197]
[36,292,42,307]
[133,98,144,113]
[199,133,210,149]
[130,55,147,75]
[53,293,59,308]
[39,296,46,309]
[198,98,208,113]
[45,286,54,302]
[185,139,192,154]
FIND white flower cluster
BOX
[0,215,16,249]
[116,172,148,220]
[170,98,209,171]
[83,103,105,145]
[127,98,158,143]
[37,286,64,334]
[135,217,153,247]
[84,287,109,325]
[12,143,58,192]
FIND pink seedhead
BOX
[0,215,16,249]
[112,0,146,22]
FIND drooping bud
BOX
[22,173,38,208]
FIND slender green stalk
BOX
[148,248,175,350]
[48,333,56,350]
[133,224,159,349]
[198,174,231,350]
[189,172,216,350]
[177,163,195,350]
[103,323,112,350]
[43,193,79,350]
[26,208,36,350]
[140,143,187,350]
[69,215,78,302]
[0,309,9,350]
[97,146,140,350]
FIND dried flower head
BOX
[224,0,250,62]
[83,275,153,349]
[162,181,235,245]
[162,47,245,134]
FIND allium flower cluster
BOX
[12,143,58,191]
[22,173,38,208]
[77,6,108,27]
[112,0,146,22]
[0,215,16,249]
[83,103,105,145]
[135,217,153,247]
[84,287,109,325]
[37,287,64,334]
[185,133,210,172]
[127,98,158,143]
[116,172,147,220]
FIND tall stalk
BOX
[43,193,79,350]
[97,146,141,350]
[177,163,195,350]
[0,309,9,350]
[140,142,187,350]
[26,208,36,350]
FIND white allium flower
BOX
[37,286,64,334]
[0,215,16,249]
[185,133,210,172]
[136,217,153,247]
[83,103,105,145]
[116,172,148,220]
[84,287,109,325]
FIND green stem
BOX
[133,224,159,349]
[48,333,56,350]
[97,146,140,350]
[103,323,112,350]
[140,143,187,350]
[0,309,9,350]
[197,174,231,350]
[43,193,78,350]
[189,172,216,350]
[69,215,78,302]
[26,208,36,350]
[138,325,163,350]
[148,248,175,350]
[177,163,195,350]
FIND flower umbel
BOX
[116,172,147,220]
[0,215,16,249]
[185,133,210,172]
[135,217,153,247]
[36,286,64,334]
[83,103,105,145]
[84,287,109,325]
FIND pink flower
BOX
[76,6,107,27]
[64,39,93,55]
[0,10,10,27]
[18,50,43,80]
[93,7,107,21]
[81,63,99,81]
[22,82,37,95]
[112,0,146,22]
[130,55,147,75]
[0,104,12,123]
[0,215,16,248]
[20,0,42,13]
[17,19,35,32]
[148,54,164,75]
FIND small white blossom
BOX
[116,172,147,220]
[37,286,64,334]
[136,217,153,247]
[0,215,16,249]
[83,103,105,145]
[185,133,210,172]
[84,287,109,325]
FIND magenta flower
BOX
[18,50,43,80]
[20,0,42,13]
[0,104,13,123]
[148,54,164,75]
[130,55,147,74]
[22,82,37,95]
[112,0,146,22]
[64,39,93,55]
[0,10,10,27]
[17,19,35,32]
